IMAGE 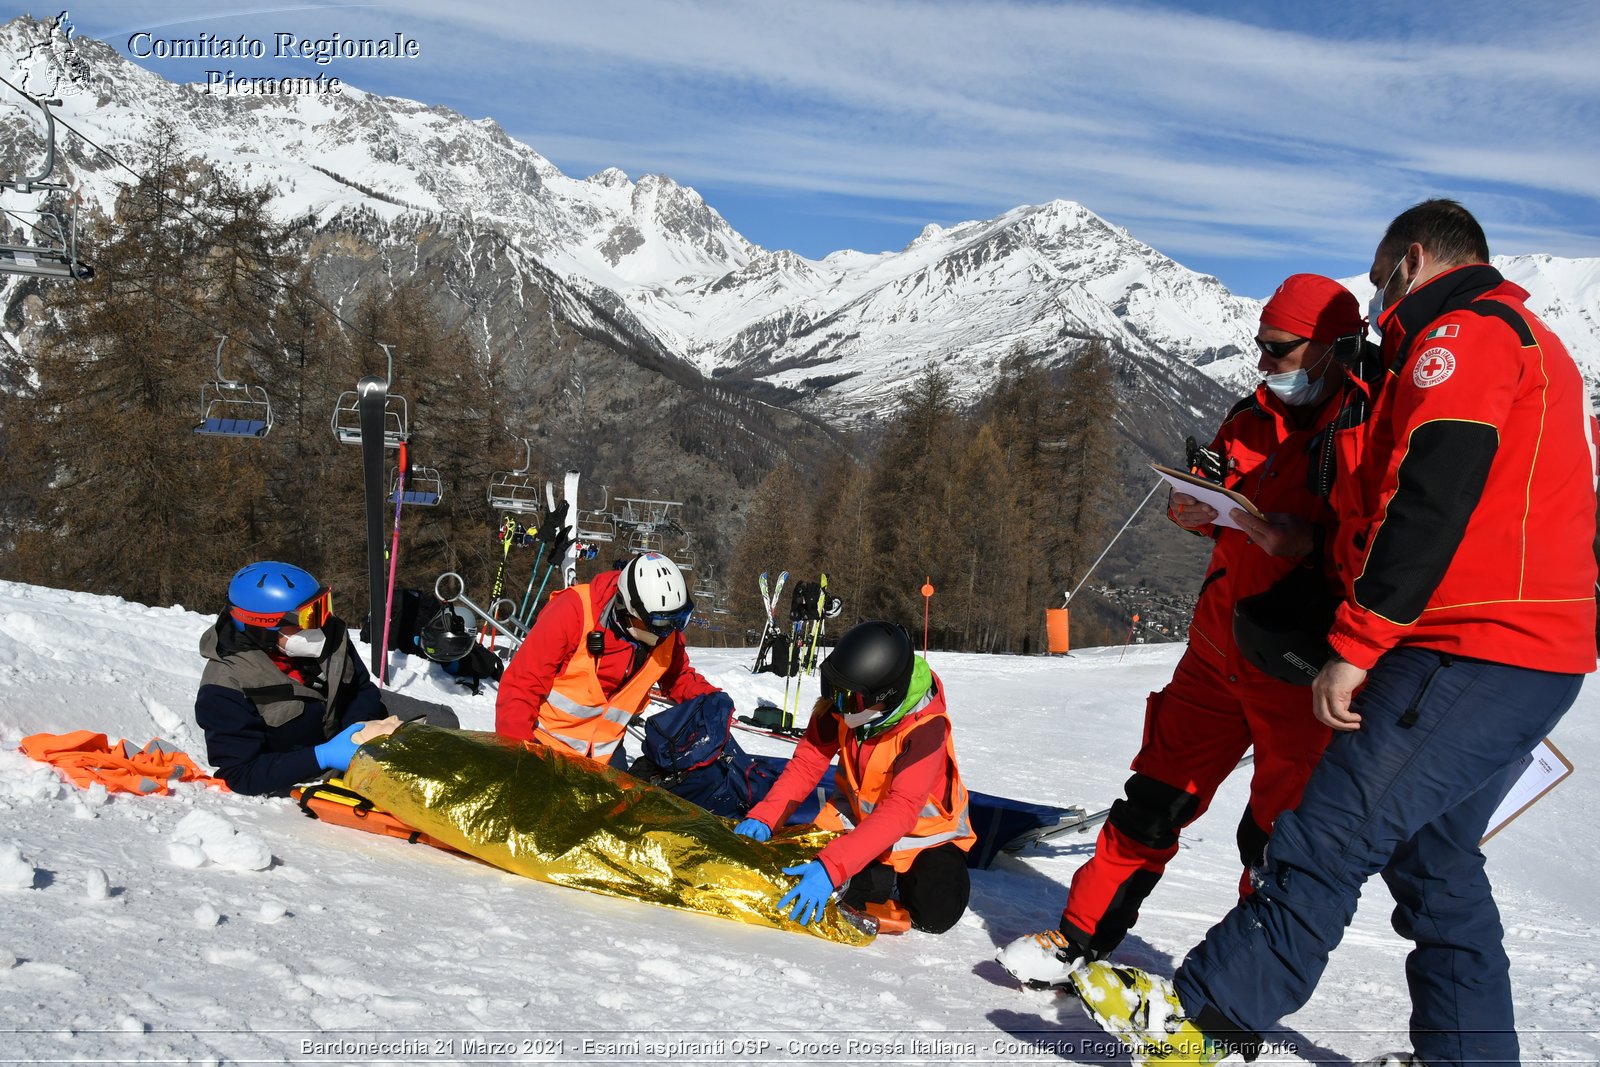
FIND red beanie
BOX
[1259,274,1363,343]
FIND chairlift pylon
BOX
[486,432,542,514]
[331,342,407,448]
[0,93,92,281]
[193,336,273,438]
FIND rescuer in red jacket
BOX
[735,621,976,934]
[1060,198,1599,1067]
[495,552,720,765]
[998,273,1366,988]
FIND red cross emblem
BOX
[1413,346,1456,389]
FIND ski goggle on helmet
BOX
[227,561,332,630]
[619,552,695,635]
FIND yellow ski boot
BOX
[1070,960,1226,1066]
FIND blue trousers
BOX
[1173,648,1582,1067]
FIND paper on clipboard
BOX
[1150,463,1264,531]
[1480,738,1574,844]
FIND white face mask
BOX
[279,628,327,658]
[626,624,661,647]
[839,706,883,729]
[1368,251,1422,341]
[1263,345,1334,406]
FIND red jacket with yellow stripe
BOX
[1327,265,1598,673]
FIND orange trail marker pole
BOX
[1119,612,1141,663]
[920,578,935,654]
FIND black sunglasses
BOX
[1255,336,1309,360]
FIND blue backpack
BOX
[636,693,781,819]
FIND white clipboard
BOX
[1150,463,1264,532]
[1481,738,1574,844]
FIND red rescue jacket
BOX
[746,671,972,885]
[1183,381,1343,683]
[495,569,719,753]
[1328,265,1598,673]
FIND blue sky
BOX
[41,0,1600,296]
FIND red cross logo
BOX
[1413,346,1456,389]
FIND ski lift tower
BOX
[0,93,92,281]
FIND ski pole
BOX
[1119,612,1141,663]
[378,441,408,687]
[529,555,559,618]
[514,540,549,631]
[1064,476,1164,608]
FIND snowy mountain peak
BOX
[3,14,1596,417]
[587,166,631,188]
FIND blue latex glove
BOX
[734,818,772,842]
[778,860,835,926]
[313,722,365,773]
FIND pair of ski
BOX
[780,575,836,726]
[750,570,791,676]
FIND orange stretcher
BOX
[292,779,465,855]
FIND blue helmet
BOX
[227,561,323,630]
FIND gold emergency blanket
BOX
[343,724,874,946]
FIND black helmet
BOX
[820,621,915,712]
[420,605,475,664]
[1232,567,1339,686]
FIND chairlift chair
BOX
[486,433,542,514]
[194,337,273,438]
[1,96,92,280]
[390,464,442,506]
[627,529,665,554]
[330,343,408,448]
[576,511,616,543]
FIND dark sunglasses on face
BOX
[1255,336,1309,360]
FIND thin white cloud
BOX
[59,0,1600,286]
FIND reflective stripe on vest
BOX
[831,684,976,869]
[535,725,621,760]
[535,583,675,759]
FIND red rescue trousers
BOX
[1061,647,1331,955]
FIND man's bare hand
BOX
[1231,510,1316,558]
[1170,491,1219,531]
[353,716,403,745]
[1311,656,1367,731]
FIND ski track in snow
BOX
[0,578,1596,1064]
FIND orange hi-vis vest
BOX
[833,694,977,872]
[535,583,676,760]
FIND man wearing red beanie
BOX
[999,273,1367,989]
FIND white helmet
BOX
[618,552,694,634]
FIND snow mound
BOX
[167,810,273,871]
[0,839,36,890]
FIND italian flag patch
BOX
[1425,324,1459,340]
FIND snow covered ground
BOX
[1,578,1596,1065]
